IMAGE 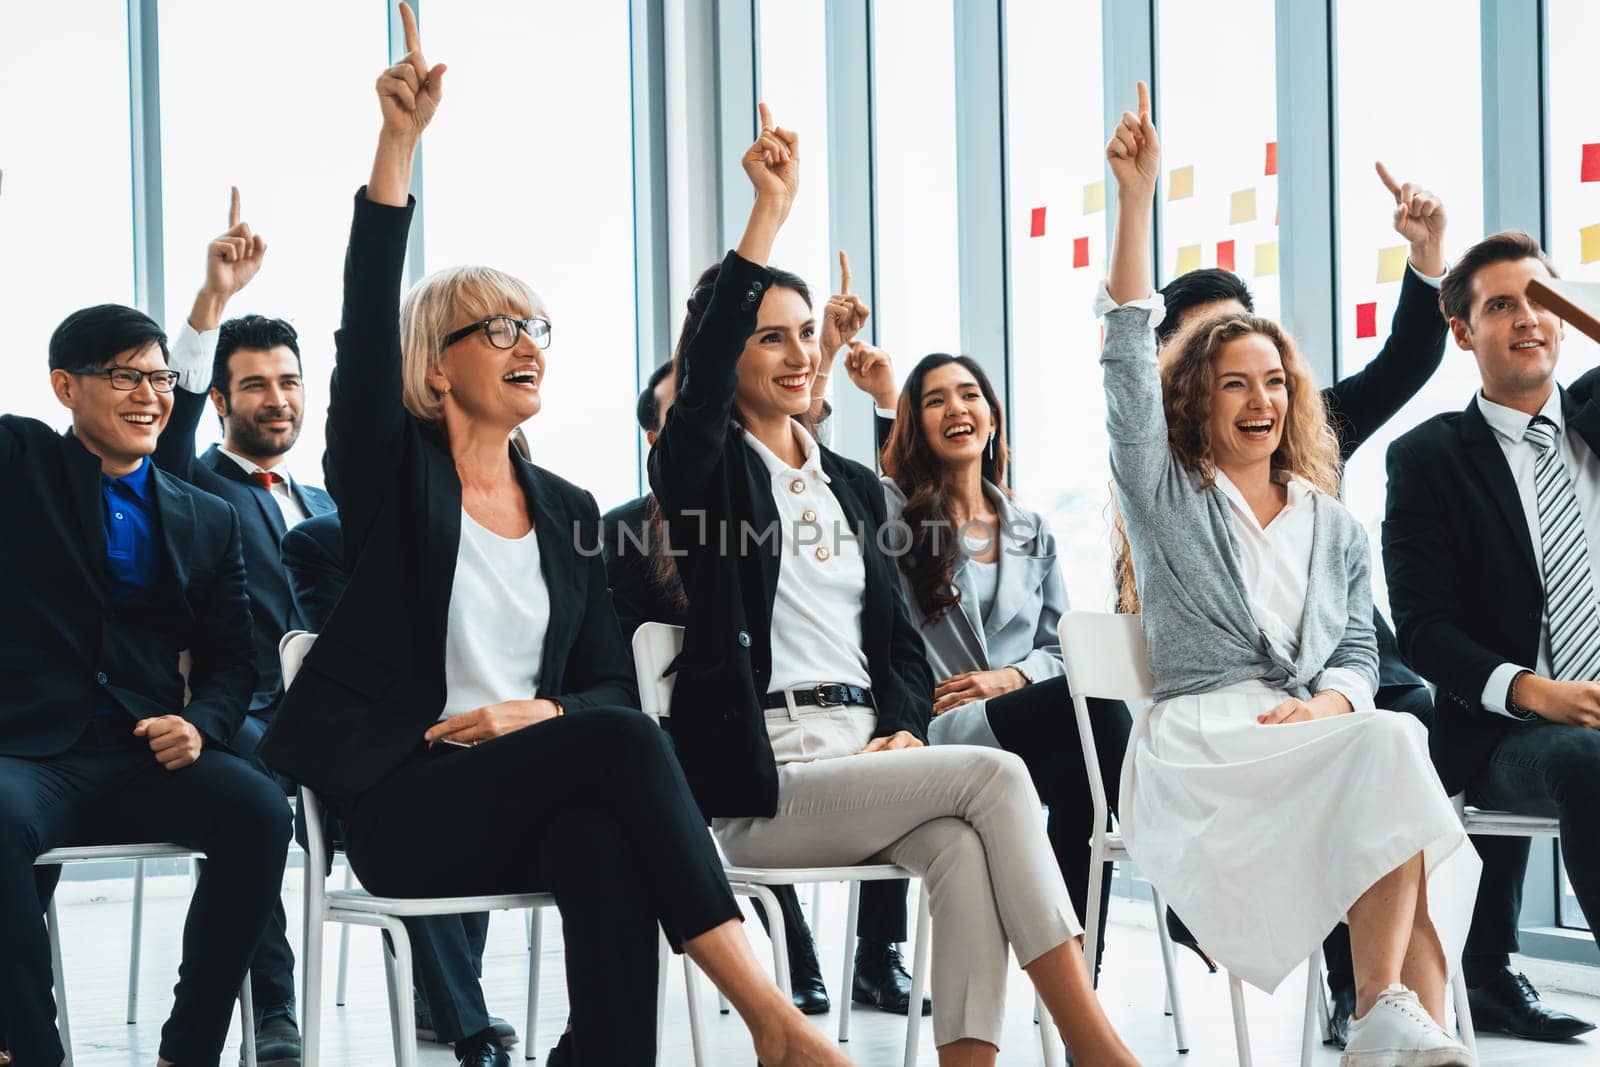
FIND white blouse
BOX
[441,511,550,719]
[1212,470,1373,711]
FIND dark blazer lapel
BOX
[151,467,197,595]
[740,438,782,630]
[297,483,336,518]
[202,446,287,538]
[62,431,111,587]
[519,458,584,672]
[1460,397,1539,582]
[1562,386,1600,463]
[419,431,463,642]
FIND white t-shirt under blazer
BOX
[441,510,550,720]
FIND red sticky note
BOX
[1583,144,1600,183]
[1072,236,1090,268]
[1264,141,1278,176]
[1030,206,1047,237]
[1355,302,1378,339]
[1217,239,1236,272]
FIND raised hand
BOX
[191,186,267,331]
[741,102,799,204]
[1375,161,1447,277]
[378,2,446,141]
[1105,80,1159,202]
[843,340,897,410]
[820,250,871,356]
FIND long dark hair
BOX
[646,260,816,605]
[881,353,1011,625]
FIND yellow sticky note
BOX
[1582,223,1600,264]
[1229,188,1257,224]
[1254,241,1279,277]
[1377,244,1409,283]
[1176,245,1202,275]
[1168,165,1195,200]
[1083,180,1106,214]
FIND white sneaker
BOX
[1341,984,1475,1067]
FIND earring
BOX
[986,433,996,461]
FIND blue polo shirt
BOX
[98,457,158,715]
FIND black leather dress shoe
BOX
[788,927,831,1015]
[455,1034,511,1067]
[852,939,931,1016]
[248,1014,302,1066]
[1467,966,1597,1041]
[1325,982,1356,1049]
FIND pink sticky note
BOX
[1583,144,1600,183]
[1030,207,1047,237]
[1265,142,1278,176]
[1356,302,1378,339]
[1217,240,1236,272]
[1072,236,1090,268]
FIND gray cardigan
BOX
[1100,306,1379,703]
[881,477,1069,746]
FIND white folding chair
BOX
[632,623,940,1067]
[1058,610,1441,1067]
[37,843,257,1067]
[279,631,707,1067]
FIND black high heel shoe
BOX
[1165,907,1218,973]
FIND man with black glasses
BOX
[0,288,289,1066]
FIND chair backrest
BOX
[276,631,330,877]
[1059,611,1155,702]
[279,630,317,689]
[631,622,684,722]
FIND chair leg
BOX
[127,859,145,1023]
[838,881,862,1043]
[901,887,931,1067]
[48,894,74,1067]
[683,955,707,1067]
[656,931,670,1063]
[241,977,258,1067]
[301,866,325,1067]
[1083,841,1108,984]
[811,881,823,925]
[1452,965,1477,1056]
[335,863,354,1007]
[1317,959,1333,1042]
[1038,993,1066,1067]
[1300,949,1323,1067]
[526,908,543,1061]
[1228,972,1252,1067]
[379,918,419,1067]
[1151,887,1189,1053]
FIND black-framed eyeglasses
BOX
[441,315,552,352]
[73,367,181,393]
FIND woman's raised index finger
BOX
[228,186,241,228]
[839,250,852,293]
[399,2,422,54]
[1374,160,1403,201]
[757,101,773,133]
[1136,80,1151,119]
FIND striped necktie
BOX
[1525,415,1600,681]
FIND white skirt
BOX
[1118,680,1481,992]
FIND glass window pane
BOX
[1547,0,1600,391]
[1334,0,1483,620]
[756,0,832,301]
[158,0,386,479]
[1157,0,1280,319]
[423,2,639,509]
[1005,0,1113,610]
[872,0,961,368]
[0,0,133,428]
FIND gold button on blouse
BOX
[815,546,832,562]
[789,478,806,494]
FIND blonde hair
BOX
[399,265,547,424]
[1112,312,1342,613]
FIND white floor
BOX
[44,868,1600,1066]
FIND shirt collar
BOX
[1213,467,1310,534]
[218,445,293,489]
[742,420,830,484]
[103,455,153,500]
[1477,388,1563,447]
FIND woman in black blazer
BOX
[649,104,1136,1066]
[261,10,847,1066]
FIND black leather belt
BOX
[761,683,875,710]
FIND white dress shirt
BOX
[441,511,550,719]
[1213,469,1374,711]
[216,445,310,528]
[167,321,218,394]
[1474,389,1600,715]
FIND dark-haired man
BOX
[151,194,328,1066]
[1385,230,1600,1042]
[0,289,288,1066]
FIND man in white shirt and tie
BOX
[1384,229,1600,1042]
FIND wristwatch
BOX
[1505,670,1540,722]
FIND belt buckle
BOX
[813,683,848,707]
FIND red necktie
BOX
[251,471,282,491]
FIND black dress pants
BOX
[343,707,741,1067]
[983,675,1132,976]
[0,715,290,1067]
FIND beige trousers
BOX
[715,742,1081,1046]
